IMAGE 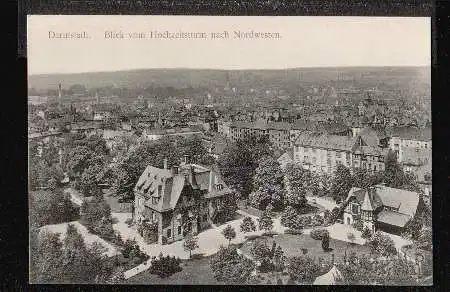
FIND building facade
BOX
[133,160,233,245]
[343,185,424,235]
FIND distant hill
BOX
[28,67,430,98]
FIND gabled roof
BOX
[135,163,231,212]
[346,184,420,218]
[361,191,374,211]
[377,209,411,227]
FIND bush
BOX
[149,255,182,278]
[262,231,278,237]
[284,228,303,235]
[245,234,261,241]
[311,214,324,227]
[310,229,329,241]
[301,248,308,255]
[322,236,330,251]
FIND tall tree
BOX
[249,156,285,210]
[330,164,353,203]
[284,163,310,208]
[218,136,273,199]
[288,256,321,284]
[240,216,257,233]
[210,246,255,284]
[258,211,274,232]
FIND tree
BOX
[80,195,114,240]
[361,227,373,244]
[288,256,321,284]
[249,156,285,210]
[368,232,397,258]
[183,232,199,259]
[30,230,64,283]
[284,163,310,208]
[352,217,364,231]
[273,246,286,272]
[258,211,274,232]
[250,241,272,263]
[210,246,255,284]
[29,189,79,229]
[330,164,353,203]
[280,206,302,230]
[240,216,257,233]
[79,163,105,197]
[218,136,273,199]
[416,227,432,251]
[310,228,329,241]
[222,225,236,246]
[215,192,238,224]
[328,207,342,224]
[322,235,330,251]
[149,255,182,278]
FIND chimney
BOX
[163,158,168,169]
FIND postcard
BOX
[28,15,431,285]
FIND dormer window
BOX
[216,184,223,191]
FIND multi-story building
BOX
[387,126,431,162]
[293,133,362,174]
[133,158,233,245]
[142,127,203,141]
[352,145,387,173]
[229,120,269,142]
[293,132,387,175]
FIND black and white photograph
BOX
[27,15,432,285]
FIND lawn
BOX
[240,234,371,263]
[127,255,220,285]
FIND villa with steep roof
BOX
[343,185,425,235]
[133,157,233,244]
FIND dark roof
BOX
[387,126,431,141]
[346,185,420,218]
[294,133,358,152]
[377,209,411,227]
[135,163,231,212]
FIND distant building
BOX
[343,185,425,235]
[293,133,387,174]
[277,150,294,170]
[387,127,431,162]
[133,159,234,245]
[28,96,49,105]
[142,127,202,141]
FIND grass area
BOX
[127,255,220,285]
[240,234,371,263]
[102,189,132,213]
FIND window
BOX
[152,197,158,204]
[203,214,207,222]
[167,228,171,238]
[178,226,182,235]
[336,152,342,159]
[351,204,359,215]
[158,185,162,196]
[152,213,157,222]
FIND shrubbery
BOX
[149,253,182,278]
[310,228,329,241]
[122,239,149,265]
[280,206,325,230]
[284,228,303,235]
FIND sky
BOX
[27,16,431,75]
